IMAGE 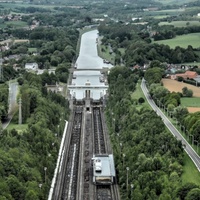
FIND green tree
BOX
[186,188,200,200]
[138,97,145,104]
[6,175,25,199]
[25,190,39,200]
[144,67,164,85]
[173,106,189,124]
[186,89,193,97]
[177,182,199,200]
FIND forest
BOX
[0,72,70,199]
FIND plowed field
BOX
[162,79,200,113]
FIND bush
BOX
[138,97,145,104]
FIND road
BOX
[2,81,18,129]
[141,78,200,172]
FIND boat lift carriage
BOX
[92,154,116,185]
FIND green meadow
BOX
[182,152,200,185]
[6,20,28,27]
[0,20,28,28]
[28,48,37,53]
[6,122,28,134]
[159,20,200,27]
[154,0,198,5]
[153,15,169,19]
[97,44,115,64]
[154,33,200,49]
[131,81,151,110]
[181,97,200,107]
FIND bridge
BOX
[68,85,108,90]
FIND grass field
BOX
[154,33,200,49]
[0,2,60,10]
[98,44,115,64]
[182,152,200,185]
[181,97,200,107]
[159,20,200,27]
[131,81,151,110]
[0,20,28,28]
[182,62,200,66]
[153,15,169,19]
[28,48,37,53]
[6,21,28,27]
[154,0,197,5]
[6,122,28,134]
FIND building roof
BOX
[25,62,38,70]
[176,71,197,79]
[93,154,115,178]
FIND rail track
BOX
[93,107,106,154]
[93,107,119,200]
[82,109,93,200]
[61,107,83,200]
[54,105,119,200]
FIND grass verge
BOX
[131,80,151,110]
[182,152,200,185]
[98,44,115,64]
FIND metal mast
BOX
[18,97,22,124]
[0,56,3,82]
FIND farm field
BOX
[0,20,28,28]
[162,79,200,112]
[155,0,198,5]
[154,33,200,49]
[159,20,200,27]
[162,79,200,97]
[153,15,169,19]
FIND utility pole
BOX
[0,120,3,135]
[18,97,22,124]
[0,56,3,82]
[126,167,129,192]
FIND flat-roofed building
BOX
[25,62,38,71]
[92,154,116,185]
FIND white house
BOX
[25,63,38,71]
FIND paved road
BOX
[141,78,200,172]
[2,81,18,129]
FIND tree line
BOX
[0,83,9,120]
[153,25,200,41]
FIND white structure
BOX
[92,154,116,185]
[25,62,38,71]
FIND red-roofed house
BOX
[171,71,198,80]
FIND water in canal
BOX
[70,30,113,100]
